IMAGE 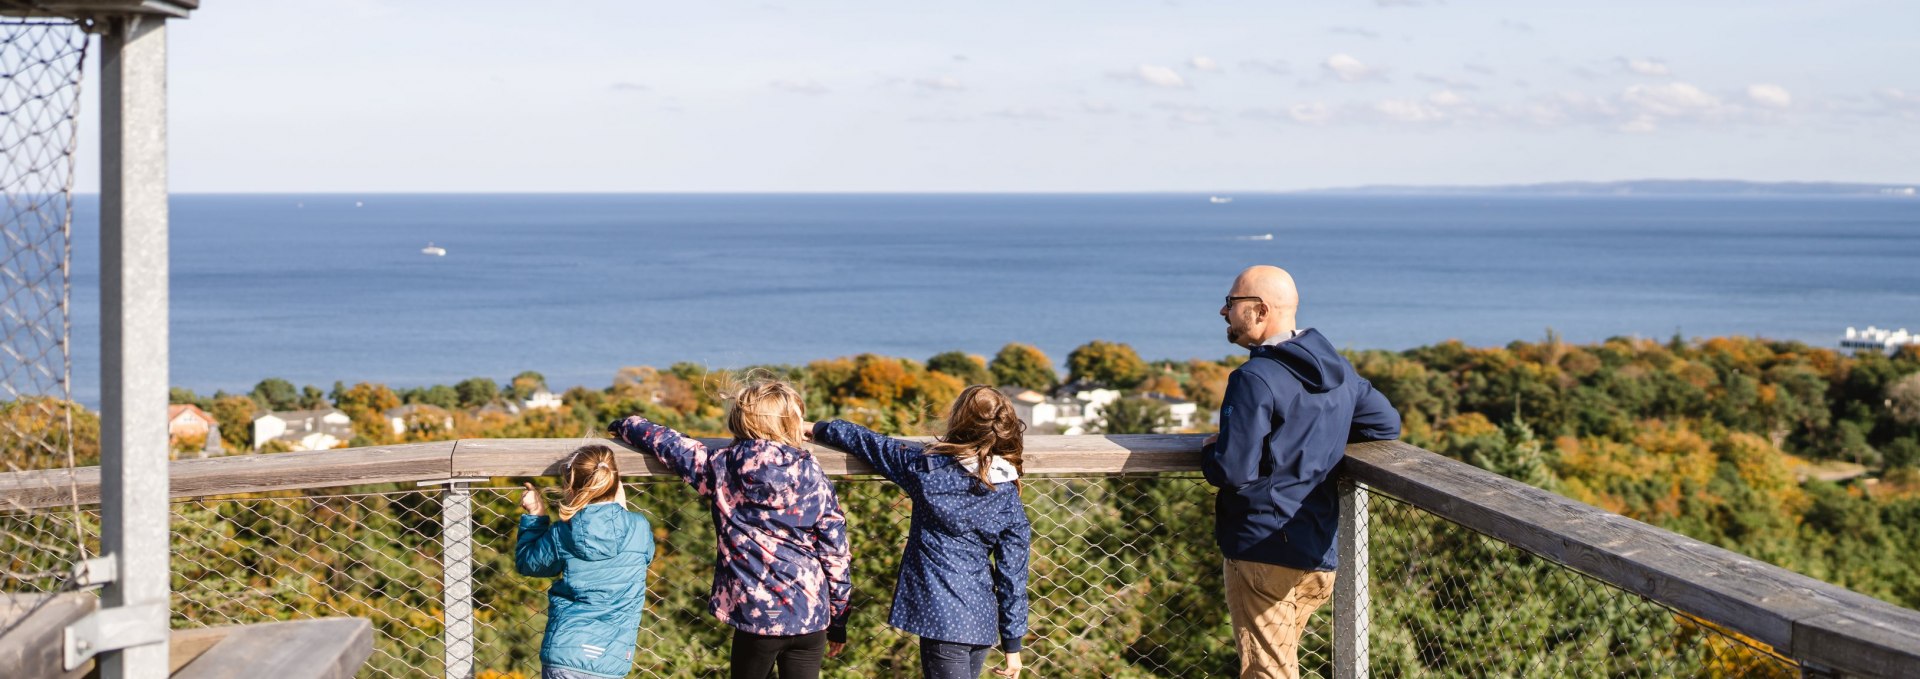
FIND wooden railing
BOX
[5,436,1919,678]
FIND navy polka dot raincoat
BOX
[812,419,1031,652]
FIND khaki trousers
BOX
[1223,558,1336,679]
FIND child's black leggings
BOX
[730,628,826,679]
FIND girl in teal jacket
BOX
[516,444,656,679]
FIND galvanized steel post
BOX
[1334,479,1371,679]
[441,481,477,679]
[96,14,171,679]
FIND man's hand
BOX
[826,641,845,658]
[519,483,548,516]
[992,651,1023,677]
[1203,434,1218,448]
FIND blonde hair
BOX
[723,373,808,447]
[558,444,621,521]
[927,385,1026,489]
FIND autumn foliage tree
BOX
[1067,340,1149,389]
[990,343,1056,391]
[927,350,994,387]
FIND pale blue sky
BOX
[78,0,1920,192]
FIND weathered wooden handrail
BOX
[4,436,1918,677]
[0,435,1204,509]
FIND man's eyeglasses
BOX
[1224,295,1264,308]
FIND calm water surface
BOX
[60,193,1920,403]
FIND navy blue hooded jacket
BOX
[811,420,1032,652]
[1202,328,1401,571]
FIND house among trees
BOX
[522,389,563,411]
[167,403,216,444]
[1143,392,1199,430]
[998,382,1127,435]
[385,404,455,436]
[252,408,353,451]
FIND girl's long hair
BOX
[927,385,1026,489]
[723,372,808,448]
[558,444,621,521]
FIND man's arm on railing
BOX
[1202,370,1276,490]
[1348,380,1401,442]
[609,416,715,495]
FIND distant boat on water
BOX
[421,243,447,256]
[1209,196,1233,204]
[1239,233,1273,241]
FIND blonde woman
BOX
[514,444,656,679]
[808,385,1032,679]
[609,376,850,679]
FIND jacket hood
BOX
[957,455,1022,484]
[728,440,814,509]
[1249,328,1346,393]
[561,502,631,561]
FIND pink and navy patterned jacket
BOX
[610,415,851,640]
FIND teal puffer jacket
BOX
[515,501,655,678]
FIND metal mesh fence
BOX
[468,475,1249,678]
[0,472,1819,678]
[1362,487,1798,678]
[0,16,91,629]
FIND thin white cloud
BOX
[1331,26,1381,39]
[1082,100,1119,115]
[1239,59,1291,76]
[769,78,830,95]
[1746,83,1792,108]
[1621,58,1672,77]
[914,76,966,92]
[1876,88,1920,119]
[1621,82,1720,117]
[987,107,1059,122]
[1324,54,1382,82]
[1115,64,1190,88]
[1428,90,1468,107]
[1189,56,1222,72]
[1499,19,1534,33]
[1417,74,1479,91]
[610,82,649,92]
[1375,99,1446,123]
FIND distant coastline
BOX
[1296,179,1920,197]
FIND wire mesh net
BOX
[0,470,1823,678]
[467,475,1247,678]
[0,17,91,626]
[1362,487,1798,678]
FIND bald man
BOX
[1202,266,1401,679]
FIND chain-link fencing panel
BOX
[1364,487,1798,678]
[0,16,91,628]
[168,490,448,678]
[468,474,1266,679]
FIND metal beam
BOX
[1334,479,1371,679]
[96,13,170,679]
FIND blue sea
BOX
[61,193,1920,404]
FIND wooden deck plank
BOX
[171,618,373,679]
[0,592,97,679]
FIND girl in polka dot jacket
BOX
[609,377,851,679]
[808,385,1033,679]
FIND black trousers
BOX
[919,636,992,679]
[731,628,826,679]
